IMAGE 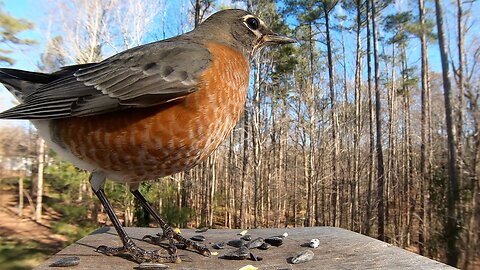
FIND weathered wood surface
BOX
[35,227,455,269]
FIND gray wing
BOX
[0,41,212,119]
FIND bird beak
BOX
[251,31,296,57]
[262,32,296,45]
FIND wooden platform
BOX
[34,227,455,269]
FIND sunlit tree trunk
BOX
[252,60,262,228]
[364,0,374,236]
[321,0,338,227]
[35,138,45,222]
[418,0,430,255]
[18,174,24,217]
[240,112,248,228]
[388,45,399,244]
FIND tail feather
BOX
[0,64,98,119]
[0,68,53,102]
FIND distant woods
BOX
[0,0,478,269]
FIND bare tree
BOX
[418,0,430,256]
[434,0,460,266]
[49,0,162,63]
[370,0,386,241]
[34,138,45,222]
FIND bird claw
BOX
[96,243,180,263]
[142,232,211,257]
[142,234,165,245]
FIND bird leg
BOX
[89,173,178,263]
[130,188,211,257]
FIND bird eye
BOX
[246,17,259,30]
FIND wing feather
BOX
[1,40,212,119]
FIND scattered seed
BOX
[264,236,283,246]
[227,239,246,248]
[309,238,320,248]
[195,227,209,233]
[249,252,263,261]
[291,250,314,264]
[259,242,271,250]
[223,246,250,260]
[240,234,252,241]
[246,237,264,249]
[190,235,206,242]
[212,241,226,249]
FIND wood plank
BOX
[34,227,456,269]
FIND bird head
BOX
[194,9,295,59]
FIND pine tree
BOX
[0,4,35,65]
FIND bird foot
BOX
[142,233,167,246]
[142,232,211,257]
[96,243,180,263]
[142,234,183,253]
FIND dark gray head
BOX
[192,9,295,58]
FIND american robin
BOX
[0,9,294,263]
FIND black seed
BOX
[265,236,283,246]
[227,239,246,248]
[240,234,252,241]
[246,237,264,249]
[212,241,226,249]
[223,246,250,260]
[259,242,271,250]
[195,227,209,233]
[190,235,206,242]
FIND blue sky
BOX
[3,0,44,70]
[1,0,43,119]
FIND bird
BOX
[0,9,294,263]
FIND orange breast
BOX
[52,42,249,181]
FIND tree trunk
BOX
[365,0,374,236]
[35,138,45,222]
[418,0,429,255]
[208,153,216,227]
[388,45,399,244]
[434,0,460,266]
[194,0,201,28]
[371,0,385,241]
[352,0,363,232]
[455,0,464,199]
[240,111,248,228]
[321,0,338,228]
[18,174,24,217]
[252,60,262,228]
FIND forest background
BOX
[0,0,478,269]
